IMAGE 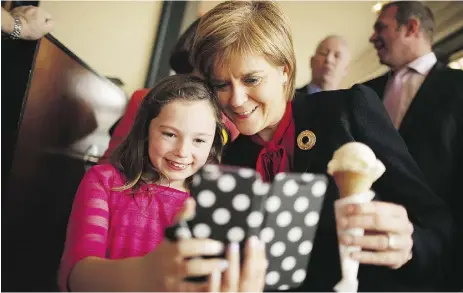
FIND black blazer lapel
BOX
[399,62,445,137]
[295,84,309,95]
[291,93,319,173]
[364,73,389,101]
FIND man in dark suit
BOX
[364,1,463,290]
[296,35,350,95]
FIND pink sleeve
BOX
[58,166,111,291]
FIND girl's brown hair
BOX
[191,0,297,101]
[110,74,225,191]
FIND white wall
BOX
[198,1,463,89]
[40,1,163,96]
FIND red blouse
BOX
[250,103,295,182]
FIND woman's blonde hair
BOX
[191,0,296,101]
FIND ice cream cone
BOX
[333,171,374,198]
[327,142,386,292]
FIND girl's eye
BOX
[162,132,176,138]
[194,138,206,144]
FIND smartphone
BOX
[165,164,328,290]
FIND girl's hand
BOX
[142,238,229,291]
[142,198,229,291]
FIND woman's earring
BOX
[282,75,288,85]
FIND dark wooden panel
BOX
[2,35,126,291]
[1,39,38,186]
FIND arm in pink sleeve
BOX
[58,166,111,291]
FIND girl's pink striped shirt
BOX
[58,164,189,291]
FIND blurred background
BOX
[40,0,463,95]
[2,1,462,291]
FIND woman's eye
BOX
[245,77,261,85]
[194,138,206,144]
[212,83,228,91]
[162,132,176,138]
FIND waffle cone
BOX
[333,171,373,198]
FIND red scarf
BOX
[251,103,295,182]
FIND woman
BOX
[191,1,453,291]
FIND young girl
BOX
[58,75,267,292]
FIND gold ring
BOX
[297,130,316,150]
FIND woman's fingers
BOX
[240,236,267,292]
[177,280,209,292]
[338,213,413,234]
[203,237,268,292]
[338,201,413,235]
[182,258,229,277]
[175,238,225,257]
[339,232,413,251]
[337,201,414,269]
[208,270,222,292]
[350,249,413,269]
[344,201,408,217]
[222,242,240,292]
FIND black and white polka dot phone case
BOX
[261,172,327,290]
[165,164,328,291]
[165,165,265,255]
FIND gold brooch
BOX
[297,130,316,150]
